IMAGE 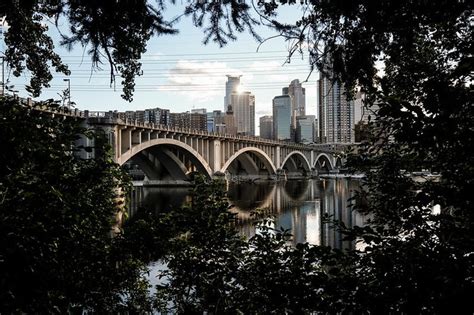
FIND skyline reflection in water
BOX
[130,179,364,249]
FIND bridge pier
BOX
[210,139,221,174]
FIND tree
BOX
[0,97,152,313]
[263,1,474,312]
[1,1,473,313]
[155,177,360,313]
[0,1,259,101]
[155,1,474,312]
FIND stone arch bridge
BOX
[82,113,349,183]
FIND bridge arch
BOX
[280,151,312,173]
[221,147,276,175]
[314,153,333,172]
[117,138,213,179]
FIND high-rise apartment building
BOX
[273,95,292,141]
[259,115,273,140]
[191,108,206,115]
[169,112,207,131]
[144,107,170,125]
[353,91,380,142]
[223,105,237,135]
[207,109,235,134]
[190,112,207,131]
[318,71,355,143]
[353,91,379,124]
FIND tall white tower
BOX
[224,75,241,111]
[231,91,255,136]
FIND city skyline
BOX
[0,5,318,129]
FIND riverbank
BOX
[132,179,192,187]
[319,173,365,179]
[132,175,317,186]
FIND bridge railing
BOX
[85,114,352,152]
[19,98,352,152]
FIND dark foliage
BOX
[0,97,151,313]
[263,0,474,312]
[0,1,472,313]
[0,1,259,101]
[156,1,474,313]
[155,177,360,313]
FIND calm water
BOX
[130,179,364,249]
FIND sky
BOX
[1,3,319,130]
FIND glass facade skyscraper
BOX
[273,95,292,141]
[283,79,306,128]
[224,75,241,110]
[296,115,316,144]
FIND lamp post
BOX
[63,78,71,110]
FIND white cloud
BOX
[160,60,242,104]
[255,101,273,117]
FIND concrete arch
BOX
[221,147,276,174]
[280,151,312,171]
[235,153,260,174]
[314,153,334,170]
[118,138,213,178]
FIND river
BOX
[130,178,364,249]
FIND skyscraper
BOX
[273,95,292,141]
[353,91,380,142]
[224,75,255,136]
[259,115,273,140]
[296,115,316,144]
[224,75,241,110]
[283,79,306,128]
[318,71,355,143]
[231,92,255,136]
[207,111,216,132]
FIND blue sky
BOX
[2,4,319,126]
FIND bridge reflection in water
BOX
[130,179,364,249]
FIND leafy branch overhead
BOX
[0,1,260,101]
